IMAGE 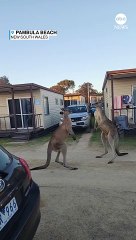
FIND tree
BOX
[50,84,65,94]
[50,79,75,94]
[0,76,10,85]
[58,79,75,93]
[76,82,96,103]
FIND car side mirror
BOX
[60,111,63,115]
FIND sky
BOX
[0,0,136,92]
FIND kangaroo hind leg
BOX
[55,151,61,163]
[107,133,117,164]
[61,143,78,170]
[96,132,108,158]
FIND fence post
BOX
[30,85,35,130]
[11,87,17,130]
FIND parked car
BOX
[89,105,96,116]
[89,103,104,116]
[0,145,41,240]
[60,104,91,129]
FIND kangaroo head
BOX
[60,108,71,118]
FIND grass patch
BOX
[119,135,136,149]
[90,115,95,129]
[66,131,82,144]
[0,138,13,146]
[91,130,136,149]
[27,132,82,146]
[90,130,102,147]
[26,134,52,146]
[0,134,52,147]
[91,130,101,142]
[0,130,82,147]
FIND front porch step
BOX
[13,131,30,135]
[11,129,33,141]
[0,131,11,138]
[11,128,45,141]
[11,134,31,141]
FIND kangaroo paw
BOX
[64,165,78,170]
[56,161,63,165]
[70,167,78,170]
[108,161,113,164]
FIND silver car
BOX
[60,104,91,129]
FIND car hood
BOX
[69,112,88,118]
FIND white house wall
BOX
[40,89,64,129]
[0,89,63,130]
[104,80,112,119]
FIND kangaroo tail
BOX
[30,164,48,171]
[115,149,128,156]
[30,143,52,171]
[30,159,51,171]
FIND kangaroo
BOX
[31,109,78,170]
[94,106,128,164]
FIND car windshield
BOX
[67,106,87,113]
[0,146,12,170]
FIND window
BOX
[106,103,108,108]
[43,97,49,115]
[55,98,59,105]
[60,99,63,106]
[64,100,70,107]
[71,100,77,105]
[67,105,87,113]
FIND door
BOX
[21,98,32,127]
[64,100,70,107]
[8,98,33,128]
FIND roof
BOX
[0,83,63,96]
[64,93,84,97]
[102,68,136,90]
[90,92,103,96]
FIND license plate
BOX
[0,197,18,231]
[72,122,77,126]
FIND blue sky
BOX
[0,0,136,92]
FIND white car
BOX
[60,104,91,129]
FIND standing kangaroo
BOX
[31,109,78,170]
[94,106,128,164]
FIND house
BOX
[90,92,103,105]
[0,83,64,139]
[64,93,85,107]
[102,68,136,124]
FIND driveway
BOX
[6,133,136,240]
